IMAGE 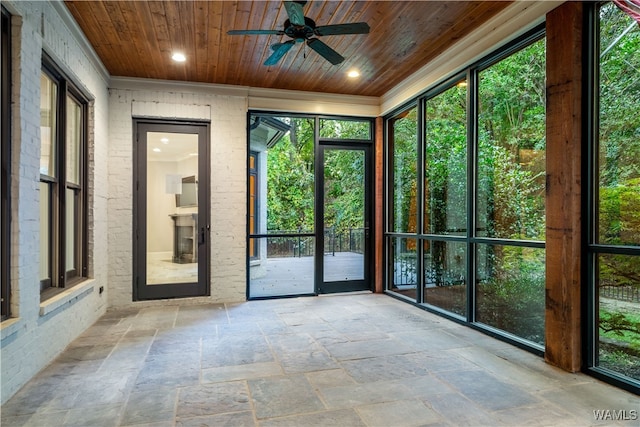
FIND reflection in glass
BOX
[40,72,57,177]
[388,237,417,300]
[423,240,466,316]
[597,253,640,382]
[477,39,546,240]
[65,188,76,273]
[319,118,371,140]
[66,96,81,185]
[424,81,467,235]
[597,4,640,247]
[476,244,545,345]
[324,149,365,282]
[39,182,50,284]
[146,132,199,285]
[390,107,418,233]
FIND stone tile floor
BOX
[1,293,638,426]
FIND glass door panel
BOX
[146,132,198,285]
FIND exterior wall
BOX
[0,1,109,404]
[108,88,248,307]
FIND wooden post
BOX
[545,1,584,372]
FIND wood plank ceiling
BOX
[64,1,512,97]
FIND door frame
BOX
[133,119,210,300]
[316,142,373,294]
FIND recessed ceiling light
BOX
[153,147,161,153]
[161,137,169,144]
[347,69,360,78]
[172,52,186,62]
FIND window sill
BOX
[1,317,24,341]
[39,279,95,317]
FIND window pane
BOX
[249,116,315,298]
[423,240,466,316]
[40,72,57,177]
[390,107,418,233]
[66,96,81,185]
[597,253,640,382]
[477,39,546,240]
[39,182,51,283]
[476,244,545,345]
[319,119,370,140]
[595,3,640,385]
[388,237,417,300]
[249,236,315,297]
[597,3,640,247]
[266,118,315,234]
[424,80,467,235]
[65,187,76,273]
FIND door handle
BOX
[199,227,206,245]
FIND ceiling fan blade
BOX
[227,29,284,35]
[284,1,306,26]
[264,40,296,66]
[314,22,370,36]
[306,38,344,65]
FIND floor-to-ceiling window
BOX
[385,26,546,349]
[475,36,547,345]
[387,105,418,301]
[589,1,640,391]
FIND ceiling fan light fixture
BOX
[172,52,186,62]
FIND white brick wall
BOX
[108,89,248,307]
[1,0,109,404]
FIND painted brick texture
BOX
[108,90,248,307]
[1,0,109,404]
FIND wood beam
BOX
[544,1,585,373]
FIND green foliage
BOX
[476,246,546,344]
[478,38,546,241]
[266,118,315,232]
[391,107,418,233]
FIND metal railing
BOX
[257,227,366,258]
[600,285,640,303]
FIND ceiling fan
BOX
[227,1,370,66]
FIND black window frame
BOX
[585,1,640,395]
[249,151,259,260]
[40,54,88,298]
[384,24,547,354]
[1,6,11,319]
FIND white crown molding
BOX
[380,0,564,116]
[110,76,251,98]
[248,87,380,117]
[110,77,380,117]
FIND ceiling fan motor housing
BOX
[284,17,316,42]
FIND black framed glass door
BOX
[318,145,372,294]
[133,120,209,300]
